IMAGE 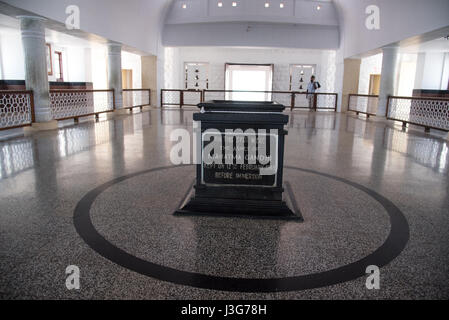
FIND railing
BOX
[203,90,288,104]
[123,89,151,110]
[348,94,379,117]
[315,93,338,111]
[161,89,203,108]
[49,89,115,121]
[387,95,449,132]
[183,90,203,106]
[0,90,35,131]
[161,89,338,111]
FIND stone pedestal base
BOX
[175,184,303,221]
[24,120,59,132]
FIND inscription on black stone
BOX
[201,131,278,187]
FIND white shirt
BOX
[307,81,316,94]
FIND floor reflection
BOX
[0,112,154,179]
[345,116,449,174]
[0,139,34,179]
[159,108,194,126]
[384,127,449,174]
[0,110,448,181]
[288,112,337,130]
[57,121,113,157]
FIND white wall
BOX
[91,46,108,89]
[414,52,448,90]
[66,47,92,82]
[122,51,142,89]
[397,53,417,96]
[422,53,444,89]
[0,29,24,79]
[164,46,338,93]
[441,53,449,90]
[163,22,339,49]
[358,53,382,94]
[164,46,180,89]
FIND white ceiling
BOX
[0,13,143,53]
[0,0,171,56]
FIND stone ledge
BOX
[113,108,130,115]
[24,120,59,132]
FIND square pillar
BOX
[108,42,123,109]
[377,46,399,117]
[341,58,361,113]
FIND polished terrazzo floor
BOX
[0,108,448,299]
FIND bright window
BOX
[225,64,273,101]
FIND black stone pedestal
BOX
[174,100,303,221]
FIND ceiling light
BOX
[265,2,270,8]
[182,3,187,9]
[232,1,237,7]
[218,2,223,7]
[280,3,284,8]
[316,5,321,10]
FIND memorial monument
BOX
[175,100,302,220]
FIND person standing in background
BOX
[306,75,321,110]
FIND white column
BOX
[19,16,52,123]
[377,46,399,117]
[107,42,123,109]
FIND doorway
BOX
[224,63,273,101]
[122,69,133,107]
[368,74,381,95]
[122,69,133,89]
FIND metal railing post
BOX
[290,92,295,110]
[112,89,116,110]
[334,93,338,112]
[160,89,163,108]
[348,94,352,112]
[385,95,391,118]
[30,90,36,123]
[180,90,184,108]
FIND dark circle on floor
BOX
[73,165,409,292]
